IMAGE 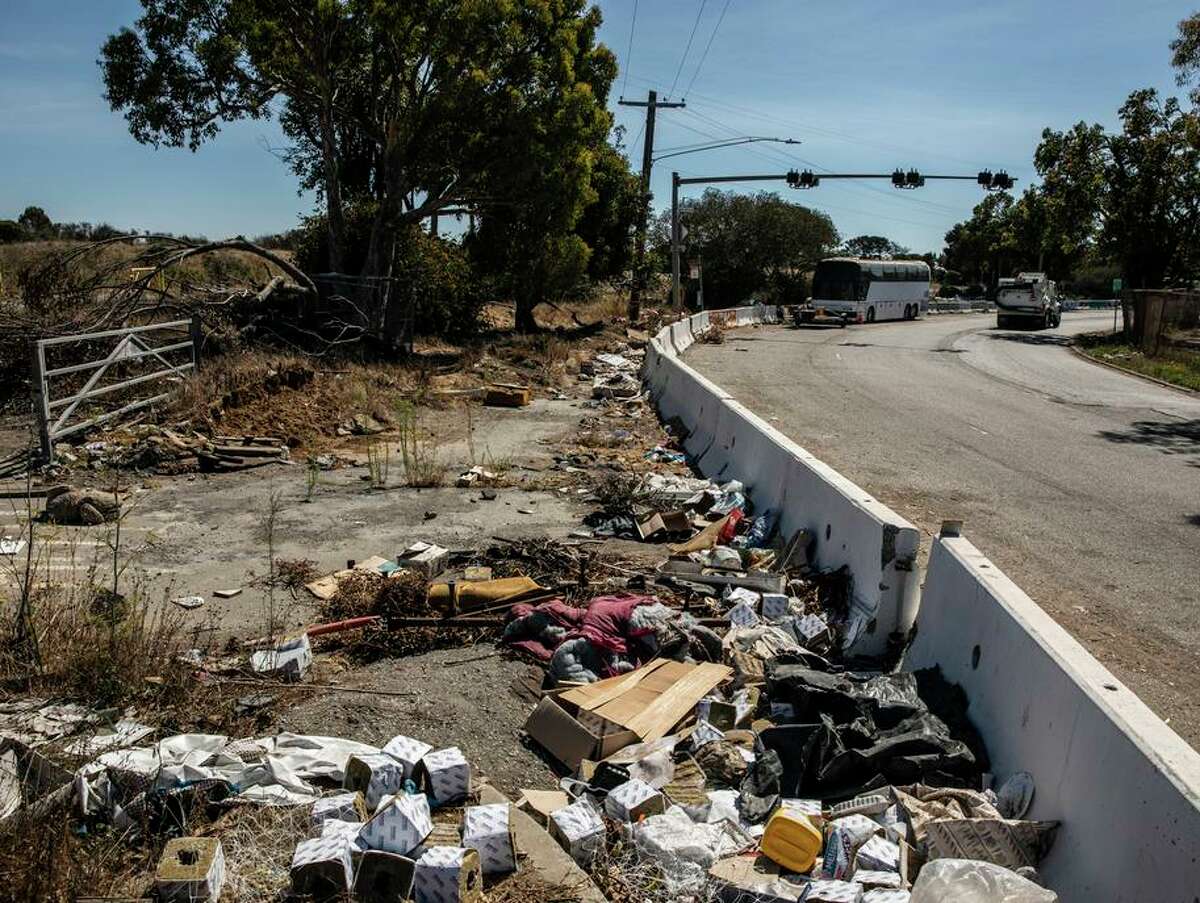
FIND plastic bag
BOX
[910,858,1058,902]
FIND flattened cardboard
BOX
[524,695,637,769]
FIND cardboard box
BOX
[413,846,483,903]
[484,385,531,408]
[419,747,471,805]
[709,854,805,903]
[397,542,449,579]
[358,793,434,856]
[549,799,605,866]
[525,660,733,769]
[311,792,368,829]
[345,753,407,811]
[805,880,865,903]
[603,778,666,822]
[462,803,516,874]
[291,835,355,899]
[354,850,416,903]
[761,593,791,620]
[155,837,225,903]
[383,735,433,780]
[514,789,569,827]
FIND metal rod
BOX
[48,363,193,413]
[44,340,192,377]
[37,319,190,347]
[49,392,173,441]
[677,174,786,185]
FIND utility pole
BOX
[619,90,685,322]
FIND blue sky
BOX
[0,0,1191,250]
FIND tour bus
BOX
[810,257,931,323]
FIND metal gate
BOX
[30,317,201,462]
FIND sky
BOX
[0,0,1191,251]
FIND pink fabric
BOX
[578,594,657,656]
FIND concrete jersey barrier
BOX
[642,305,921,655]
[906,536,1200,901]
[644,306,1200,899]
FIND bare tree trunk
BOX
[318,102,347,274]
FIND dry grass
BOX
[213,804,310,902]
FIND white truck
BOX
[996,272,1061,329]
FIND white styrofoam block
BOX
[854,871,902,889]
[413,846,482,903]
[795,613,828,641]
[462,803,516,875]
[780,798,823,819]
[359,793,433,856]
[421,747,470,805]
[549,799,604,865]
[603,778,663,822]
[690,719,724,749]
[383,735,434,779]
[345,752,406,811]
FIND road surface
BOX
[688,311,1200,745]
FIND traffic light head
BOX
[977,169,993,187]
[891,169,905,188]
[993,170,1014,190]
[905,169,924,188]
[786,169,800,188]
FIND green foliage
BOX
[841,235,909,259]
[574,138,641,282]
[0,221,22,244]
[1036,89,1200,289]
[17,206,52,238]
[652,190,839,307]
[100,0,622,335]
[295,206,488,341]
[1171,11,1200,104]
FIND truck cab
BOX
[996,272,1061,329]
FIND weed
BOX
[366,439,391,488]
[394,401,446,487]
[304,456,320,501]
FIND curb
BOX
[1069,344,1198,396]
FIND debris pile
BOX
[52,424,291,475]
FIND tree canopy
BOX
[841,235,909,260]
[653,190,838,308]
[100,0,625,332]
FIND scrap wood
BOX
[670,515,732,554]
[559,659,733,742]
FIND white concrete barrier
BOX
[906,536,1200,901]
[645,307,1200,899]
[643,306,920,656]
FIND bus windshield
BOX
[812,260,864,302]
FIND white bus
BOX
[810,257,931,324]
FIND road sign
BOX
[1112,277,1123,293]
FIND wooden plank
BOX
[623,662,733,743]
[559,659,669,712]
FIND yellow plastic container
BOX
[760,808,824,873]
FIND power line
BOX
[620,0,639,100]
[683,0,732,99]
[668,0,709,99]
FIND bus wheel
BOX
[866,306,876,323]
[904,304,913,320]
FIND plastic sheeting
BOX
[909,859,1058,902]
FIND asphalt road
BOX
[688,311,1200,746]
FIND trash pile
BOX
[51,424,290,475]
[520,654,1060,902]
[585,349,642,400]
[69,730,525,902]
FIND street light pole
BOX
[671,172,682,311]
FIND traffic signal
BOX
[800,170,818,188]
[992,170,1014,190]
[891,169,905,188]
[906,169,924,188]
[977,169,993,187]
[786,169,800,188]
